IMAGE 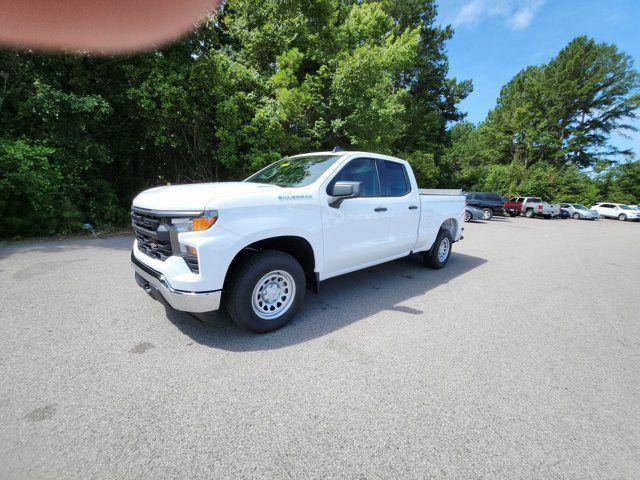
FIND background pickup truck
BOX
[131,150,465,332]
[504,197,560,218]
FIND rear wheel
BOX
[618,213,627,221]
[572,212,580,220]
[509,211,518,217]
[482,208,493,220]
[464,210,472,222]
[525,209,534,218]
[424,230,453,269]
[225,250,306,333]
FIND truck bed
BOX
[412,190,465,253]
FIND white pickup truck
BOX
[131,151,465,332]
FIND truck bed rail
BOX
[419,188,463,196]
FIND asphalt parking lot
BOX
[1,216,639,479]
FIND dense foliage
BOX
[1,0,470,237]
[444,36,640,205]
[1,3,639,238]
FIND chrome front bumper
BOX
[131,252,222,313]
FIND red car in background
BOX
[504,197,524,216]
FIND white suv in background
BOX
[590,203,640,221]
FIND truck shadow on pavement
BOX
[163,252,487,351]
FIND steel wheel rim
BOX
[252,270,296,319]
[437,237,450,263]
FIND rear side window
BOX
[490,194,502,202]
[328,158,380,197]
[379,160,409,197]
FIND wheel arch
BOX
[440,217,459,240]
[224,235,318,292]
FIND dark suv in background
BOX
[464,192,506,220]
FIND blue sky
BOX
[437,0,640,157]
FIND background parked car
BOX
[559,203,599,220]
[464,205,484,222]
[591,203,640,221]
[520,197,561,218]
[464,192,505,220]
[559,207,571,219]
[504,197,524,216]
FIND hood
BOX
[132,182,280,211]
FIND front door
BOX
[321,157,390,277]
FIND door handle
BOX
[408,205,418,210]
[374,207,387,212]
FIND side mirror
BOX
[329,181,361,208]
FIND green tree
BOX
[482,36,640,169]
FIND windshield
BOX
[572,204,587,210]
[244,155,341,187]
[620,205,634,210]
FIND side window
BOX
[379,160,409,197]
[516,197,524,202]
[492,194,502,202]
[328,158,380,197]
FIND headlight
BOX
[171,210,218,232]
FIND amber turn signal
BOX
[193,216,217,231]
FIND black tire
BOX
[525,209,534,218]
[572,212,580,220]
[509,211,518,217]
[464,210,472,222]
[225,250,306,333]
[424,230,453,269]
[618,214,627,221]
[482,208,493,220]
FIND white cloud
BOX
[452,0,545,30]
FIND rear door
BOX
[466,193,480,208]
[599,203,615,217]
[376,159,419,255]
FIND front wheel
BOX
[424,230,453,269]
[225,250,306,333]
[509,211,518,217]
[482,208,493,220]
[618,214,627,221]
[464,210,472,222]
[525,209,534,218]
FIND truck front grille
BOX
[136,232,173,260]
[131,208,199,274]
